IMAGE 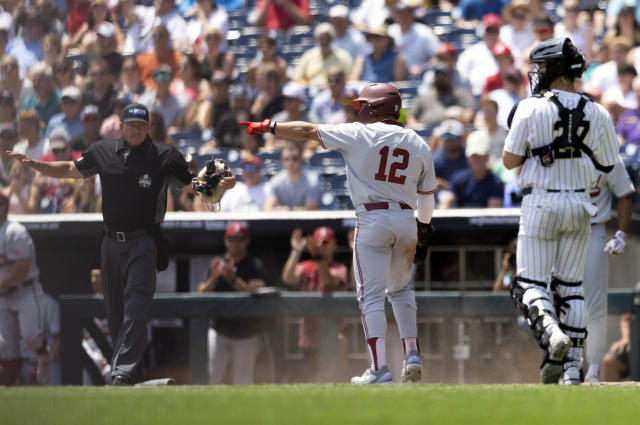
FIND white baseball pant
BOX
[582,223,608,369]
[353,204,418,341]
[0,281,45,359]
[208,328,260,385]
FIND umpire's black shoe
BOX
[111,374,134,386]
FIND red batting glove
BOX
[239,119,271,136]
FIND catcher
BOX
[8,103,235,385]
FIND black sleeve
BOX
[168,147,194,188]
[73,144,99,177]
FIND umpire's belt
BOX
[362,202,412,211]
[522,187,585,196]
[104,227,150,242]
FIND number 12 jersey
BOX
[317,121,437,208]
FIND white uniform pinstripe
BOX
[504,89,619,378]
[317,122,436,343]
[583,158,635,372]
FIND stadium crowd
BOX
[2,0,640,212]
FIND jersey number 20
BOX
[374,146,409,184]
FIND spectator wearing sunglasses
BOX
[45,86,84,141]
[264,142,320,211]
[82,58,115,120]
[138,64,187,129]
[219,155,268,212]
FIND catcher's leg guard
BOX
[509,276,561,350]
[551,276,587,384]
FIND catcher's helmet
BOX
[350,83,402,123]
[528,37,585,93]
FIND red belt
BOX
[364,202,412,211]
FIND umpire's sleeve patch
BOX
[74,157,98,177]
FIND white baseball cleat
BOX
[401,349,422,383]
[560,367,582,385]
[351,365,393,384]
[540,330,570,384]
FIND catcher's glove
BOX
[192,158,231,204]
[413,220,435,265]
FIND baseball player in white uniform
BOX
[240,82,437,384]
[0,192,48,386]
[503,38,619,385]
[583,158,635,383]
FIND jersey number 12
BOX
[374,146,409,184]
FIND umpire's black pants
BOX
[101,234,157,383]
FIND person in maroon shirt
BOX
[483,42,517,95]
[281,226,347,381]
[253,0,311,31]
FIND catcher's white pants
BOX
[208,328,259,385]
[516,191,591,283]
[353,204,417,340]
[582,223,608,368]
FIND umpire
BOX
[9,103,235,385]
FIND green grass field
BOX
[2,384,639,425]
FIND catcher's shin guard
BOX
[551,276,587,381]
[509,276,560,350]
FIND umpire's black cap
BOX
[121,103,150,124]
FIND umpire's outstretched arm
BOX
[6,151,84,179]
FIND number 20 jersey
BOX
[317,121,437,209]
[505,89,619,191]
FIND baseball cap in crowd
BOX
[121,103,150,124]
[329,4,349,19]
[61,86,82,101]
[282,81,306,101]
[313,227,336,245]
[438,119,464,140]
[436,42,457,57]
[154,64,173,82]
[49,128,70,151]
[465,131,490,157]
[240,155,261,172]
[82,104,100,120]
[97,21,116,38]
[225,222,249,238]
[491,42,512,57]
[0,89,13,105]
[482,13,502,28]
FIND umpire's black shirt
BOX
[73,136,193,231]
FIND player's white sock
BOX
[586,363,599,379]
[366,337,386,371]
[403,337,418,354]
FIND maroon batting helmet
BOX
[350,83,402,123]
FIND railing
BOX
[60,290,640,384]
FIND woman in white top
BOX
[500,0,534,68]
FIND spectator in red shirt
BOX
[281,226,348,382]
[252,0,311,31]
[483,42,517,95]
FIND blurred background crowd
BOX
[2,0,640,213]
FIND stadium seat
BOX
[308,150,345,168]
